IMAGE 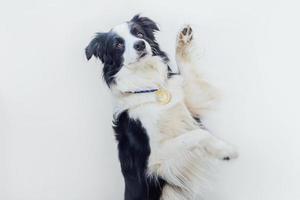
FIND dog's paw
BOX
[177,25,193,47]
[204,141,238,161]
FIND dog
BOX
[85,15,238,200]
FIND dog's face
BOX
[86,15,168,86]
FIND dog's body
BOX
[86,15,238,200]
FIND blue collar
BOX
[125,88,158,94]
[124,72,180,94]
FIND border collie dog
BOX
[86,15,238,200]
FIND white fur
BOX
[112,23,152,65]
[111,24,238,200]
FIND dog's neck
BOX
[111,56,170,114]
[112,56,168,94]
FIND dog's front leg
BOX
[149,129,238,187]
[176,25,218,117]
[159,129,238,160]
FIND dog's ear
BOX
[131,15,159,39]
[85,32,107,61]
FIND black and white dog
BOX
[86,15,238,200]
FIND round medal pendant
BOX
[155,88,171,104]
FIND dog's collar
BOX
[124,70,179,94]
[124,87,172,105]
[125,88,159,94]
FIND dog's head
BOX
[85,15,169,87]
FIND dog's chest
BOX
[129,103,196,142]
[128,103,164,150]
[127,76,197,145]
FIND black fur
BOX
[113,111,165,200]
[86,15,168,200]
[85,32,125,86]
[85,14,169,86]
[130,15,169,62]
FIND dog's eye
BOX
[115,42,124,49]
[136,32,144,38]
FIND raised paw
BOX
[177,25,193,46]
[204,140,238,161]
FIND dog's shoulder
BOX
[113,110,150,153]
[112,110,164,199]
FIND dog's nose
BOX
[134,40,146,51]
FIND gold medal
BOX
[155,88,171,104]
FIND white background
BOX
[1,0,300,199]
